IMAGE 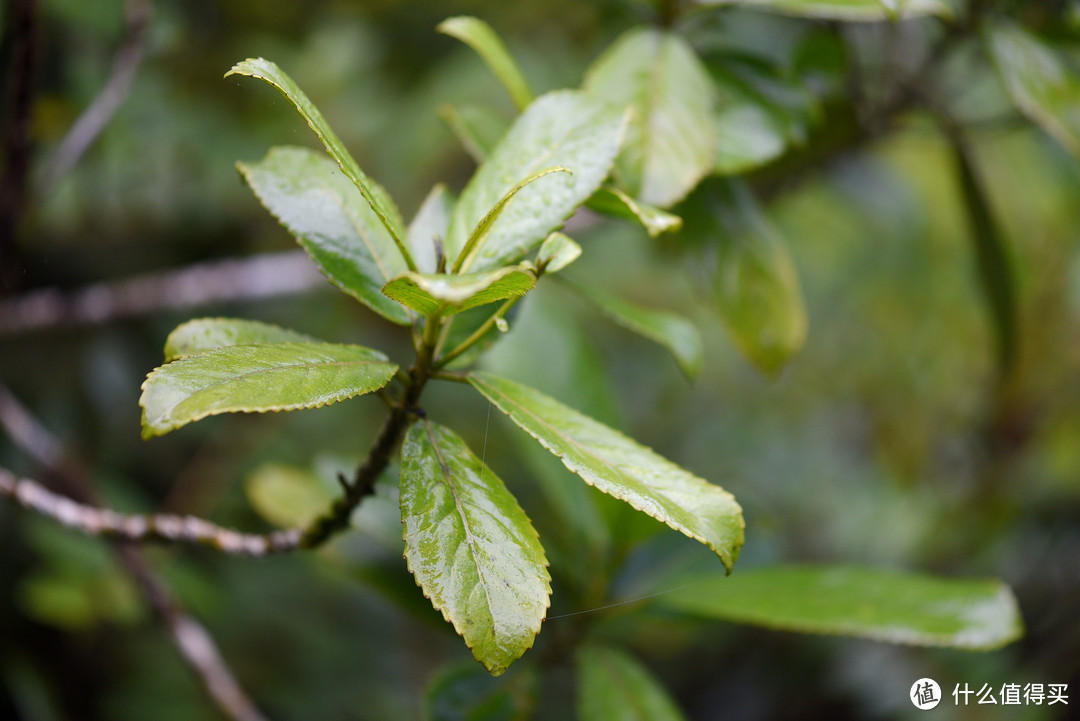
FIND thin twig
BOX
[0,384,272,721]
[0,250,325,335]
[38,0,153,195]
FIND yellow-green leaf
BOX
[586,186,683,238]
[578,645,689,721]
[400,421,551,676]
[468,373,743,571]
[536,232,582,274]
[438,16,534,111]
[140,343,397,438]
[659,565,1024,650]
[584,29,715,208]
[382,266,536,316]
[164,318,317,362]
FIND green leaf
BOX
[586,186,683,237]
[985,22,1080,160]
[562,280,703,380]
[536,232,582,274]
[577,645,689,721]
[164,318,317,362]
[438,17,534,112]
[445,91,627,273]
[237,147,411,324]
[659,565,1024,650]
[951,137,1018,372]
[383,266,536,316]
[226,58,415,269]
[453,167,573,274]
[408,183,456,274]
[697,0,955,21]
[400,421,551,676]
[584,29,715,208]
[244,463,334,528]
[438,103,510,163]
[140,343,397,438]
[468,373,743,571]
[426,662,537,721]
[685,180,807,376]
[713,102,787,175]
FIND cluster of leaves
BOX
[131,0,1055,709]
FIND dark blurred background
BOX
[1,1,1078,719]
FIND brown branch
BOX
[0,384,272,721]
[38,0,153,195]
[0,250,325,336]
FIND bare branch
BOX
[0,384,273,721]
[38,0,153,194]
[0,250,325,335]
[0,468,302,554]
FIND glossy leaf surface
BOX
[585,29,714,208]
[468,373,743,571]
[140,343,397,438]
[238,146,411,323]
[163,318,316,362]
[536,232,581,274]
[986,22,1080,159]
[438,16,534,111]
[577,645,688,721]
[445,91,626,272]
[698,0,954,21]
[660,565,1024,650]
[382,266,535,316]
[226,58,412,265]
[564,280,702,379]
[686,181,807,376]
[407,183,456,274]
[586,186,683,237]
[400,421,550,675]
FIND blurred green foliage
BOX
[2,1,1079,720]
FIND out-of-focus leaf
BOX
[438,103,510,163]
[562,279,702,380]
[400,421,551,675]
[383,266,535,316]
[140,343,397,438]
[585,29,714,208]
[536,232,582,274]
[950,137,1018,371]
[408,184,456,274]
[660,565,1024,650]
[164,318,317,362]
[985,22,1080,159]
[454,167,572,273]
[446,91,627,272]
[468,373,744,571]
[438,16,534,111]
[226,58,414,266]
[577,645,688,721]
[685,180,807,376]
[426,662,537,721]
[586,186,683,237]
[244,463,334,529]
[714,103,788,175]
[696,0,955,21]
[238,146,411,324]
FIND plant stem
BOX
[434,296,520,369]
